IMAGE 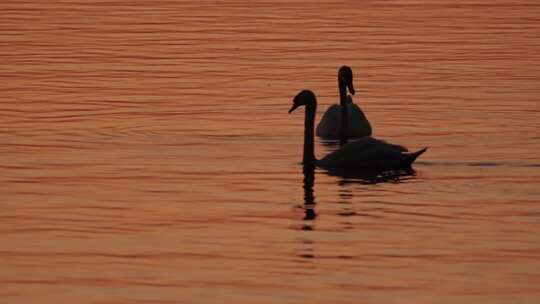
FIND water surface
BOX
[1,1,540,303]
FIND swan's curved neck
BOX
[338,79,348,146]
[303,101,317,165]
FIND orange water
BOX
[1,1,540,303]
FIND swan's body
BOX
[316,96,372,139]
[289,90,426,169]
[316,66,372,141]
[318,137,426,168]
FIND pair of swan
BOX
[289,66,427,169]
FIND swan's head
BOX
[289,90,316,113]
[338,65,355,95]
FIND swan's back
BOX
[349,103,372,137]
[318,137,425,168]
[316,104,340,137]
[316,103,372,139]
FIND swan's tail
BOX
[403,147,428,166]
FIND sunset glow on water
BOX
[1,1,540,303]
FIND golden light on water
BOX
[1,1,540,303]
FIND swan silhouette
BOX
[289,90,427,168]
[316,66,372,142]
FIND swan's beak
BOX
[348,82,355,95]
[288,103,300,113]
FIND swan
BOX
[316,66,372,142]
[289,90,427,168]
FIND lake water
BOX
[1,1,540,303]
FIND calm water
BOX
[1,1,540,303]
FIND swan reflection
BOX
[295,164,416,260]
[298,165,416,222]
[302,164,316,221]
[324,167,416,185]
